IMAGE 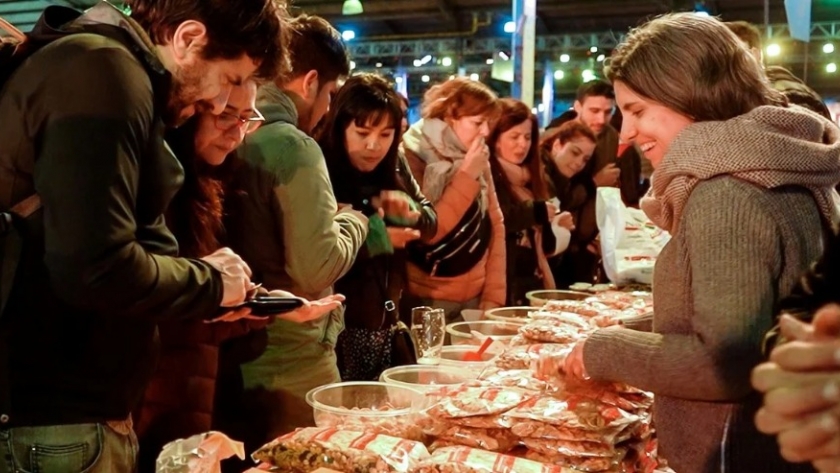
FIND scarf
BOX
[641,105,840,234]
[402,118,488,210]
[498,158,557,290]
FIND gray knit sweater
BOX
[585,177,824,473]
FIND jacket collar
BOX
[256,83,299,128]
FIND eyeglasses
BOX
[214,108,265,133]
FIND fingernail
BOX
[825,381,840,402]
[821,414,839,432]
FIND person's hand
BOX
[374,191,421,225]
[587,236,601,256]
[206,306,267,323]
[555,211,575,231]
[460,137,490,180]
[593,163,620,187]
[565,340,589,379]
[813,457,840,473]
[201,247,252,307]
[387,227,421,248]
[266,290,346,324]
[533,342,588,380]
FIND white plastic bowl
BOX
[525,289,590,307]
[438,345,495,374]
[305,381,425,439]
[484,306,535,324]
[445,320,523,348]
[379,364,473,393]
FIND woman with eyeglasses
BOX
[134,81,343,472]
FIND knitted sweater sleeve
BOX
[583,180,781,401]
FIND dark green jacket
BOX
[0,3,222,427]
[224,85,368,390]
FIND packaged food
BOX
[425,425,519,452]
[427,386,536,419]
[473,368,548,392]
[505,396,640,433]
[494,344,570,370]
[510,421,631,444]
[251,427,429,473]
[414,446,565,473]
[523,450,624,473]
[519,320,587,344]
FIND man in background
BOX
[223,14,368,444]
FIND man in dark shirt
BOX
[0,1,287,471]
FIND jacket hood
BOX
[256,83,299,128]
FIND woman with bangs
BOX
[401,77,506,323]
[318,73,437,381]
[488,98,574,305]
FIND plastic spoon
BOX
[463,334,494,361]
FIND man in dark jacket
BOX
[223,14,368,441]
[0,1,287,472]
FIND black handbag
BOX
[388,299,417,366]
[406,199,491,277]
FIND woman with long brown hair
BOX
[401,77,506,321]
[538,13,840,472]
[488,98,574,305]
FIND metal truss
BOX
[348,22,840,59]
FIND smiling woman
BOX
[559,12,840,473]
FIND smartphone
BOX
[221,296,305,317]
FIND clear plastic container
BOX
[379,364,473,393]
[484,306,535,324]
[525,289,590,307]
[305,381,425,440]
[438,345,495,374]
[445,320,523,347]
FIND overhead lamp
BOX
[341,29,356,41]
[824,43,835,54]
[441,57,452,67]
[349,61,356,70]
[582,69,596,82]
[469,73,480,81]
[537,103,545,112]
[375,62,383,68]
[504,21,516,34]
[413,59,422,67]
[554,70,565,80]
[342,0,364,15]
[486,58,494,65]
[766,43,781,57]
[498,51,510,61]
[421,75,430,83]
[828,63,838,73]
[590,46,598,53]
[597,54,606,62]
[560,54,570,63]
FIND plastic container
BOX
[526,289,590,307]
[379,364,473,393]
[306,381,425,439]
[484,306,535,324]
[445,320,523,348]
[438,345,495,374]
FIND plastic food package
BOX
[523,450,624,473]
[473,368,548,392]
[505,396,640,433]
[596,187,670,285]
[156,431,244,473]
[519,319,588,344]
[314,409,425,441]
[494,344,571,370]
[414,446,566,473]
[427,386,536,419]
[425,425,520,453]
[251,427,430,473]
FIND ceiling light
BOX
[824,43,835,54]
[413,59,422,67]
[504,21,516,34]
[342,0,364,15]
[349,61,356,70]
[560,54,570,63]
[590,46,598,53]
[498,51,510,61]
[828,63,837,73]
[341,30,356,41]
[395,76,403,84]
[537,104,545,112]
[441,57,452,67]
[766,43,781,57]
[421,75,430,83]
[597,54,606,62]
[582,69,596,82]
[375,62,383,68]
[486,58,494,65]
[469,73,480,81]
[554,70,564,80]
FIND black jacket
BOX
[0,4,223,427]
[329,153,437,330]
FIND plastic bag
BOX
[251,427,430,473]
[414,446,564,473]
[596,188,670,285]
[155,431,244,473]
[427,386,536,419]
